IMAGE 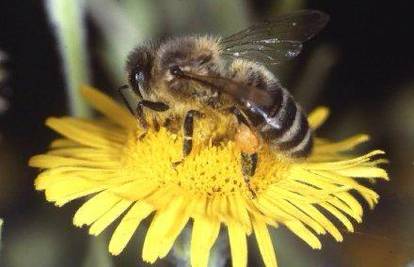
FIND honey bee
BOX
[120,10,329,193]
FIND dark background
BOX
[0,1,413,266]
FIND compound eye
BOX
[170,65,184,77]
[134,71,145,84]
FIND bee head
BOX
[126,46,155,97]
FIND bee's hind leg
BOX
[241,152,258,198]
[226,106,251,128]
[226,106,258,197]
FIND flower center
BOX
[120,127,290,198]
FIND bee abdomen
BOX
[228,59,313,158]
[259,91,313,158]
[275,111,313,158]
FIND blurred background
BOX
[0,0,413,266]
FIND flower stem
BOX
[0,218,4,252]
[45,0,91,117]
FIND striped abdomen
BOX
[243,86,313,158]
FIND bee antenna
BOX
[118,84,129,90]
[116,84,137,116]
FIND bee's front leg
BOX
[134,100,169,139]
[135,100,169,128]
[117,85,169,131]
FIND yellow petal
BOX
[45,117,122,150]
[35,169,70,190]
[256,196,294,222]
[285,221,321,249]
[319,202,354,232]
[73,191,121,227]
[109,180,159,201]
[158,202,194,258]
[308,106,329,130]
[57,118,126,142]
[335,166,389,180]
[142,196,188,263]
[327,197,361,223]
[191,217,221,267]
[143,185,176,210]
[303,150,385,170]
[48,147,120,161]
[228,220,248,267]
[289,168,339,192]
[29,154,118,169]
[308,169,380,203]
[89,199,133,236]
[268,198,325,235]
[291,168,377,200]
[315,134,369,153]
[277,180,328,202]
[81,85,136,129]
[357,189,379,209]
[54,189,106,207]
[44,177,107,206]
[228,194,252,234]
[253,217,278,267]
[246,200,278,227]
[191,196,208,218]
[208,196,231,223]
[50,138,79,148]
[288,200,342,241]
[35,167,118,191]
[336,192,363,219]
[108,201,154,255]
[266,186,316,203]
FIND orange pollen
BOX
[234,124,260,154]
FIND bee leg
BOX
[139,100,170,112]
[241,152,258,198]
[173,110,202,166]
[227,106,252,128]
[183,110,201,157]
[117,85,148,136]
[135,100,169,138]
[228,106,258,197]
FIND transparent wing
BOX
[220,10,329,65]
[171,68,273,107]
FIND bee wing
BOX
[220,10,329,65]
[174,69,274,107]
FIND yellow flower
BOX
[30,85,388,267]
